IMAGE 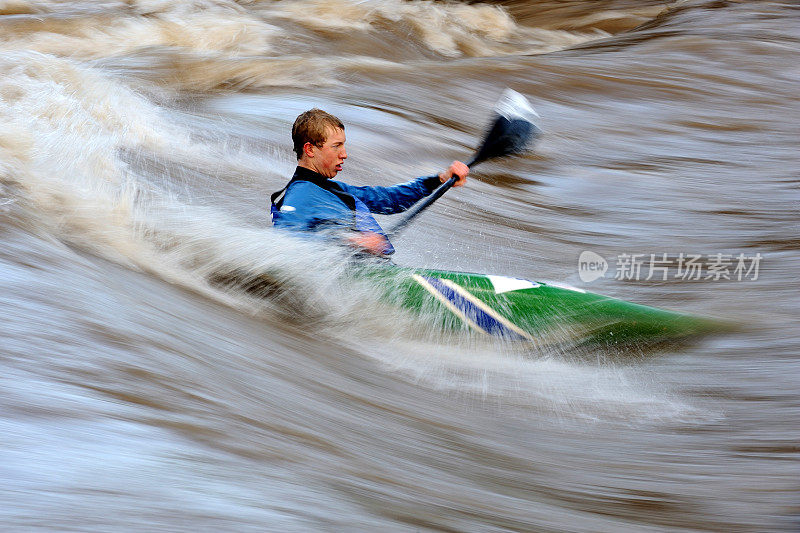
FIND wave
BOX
[0,0,637,91]
[0,2,273,58]
[0,51,288,300]
[0,51,456,343]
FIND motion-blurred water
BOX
[1,1,798,531]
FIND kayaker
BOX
[271,108,468,256]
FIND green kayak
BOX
[354,263,724,350]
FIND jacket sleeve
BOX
[336,175,442,215]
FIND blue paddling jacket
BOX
[271,166,442,255]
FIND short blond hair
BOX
[292,108,344,160]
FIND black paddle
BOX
[387,89,540,238]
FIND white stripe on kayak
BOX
[411,274,489,335]
[486,275,540,294]
[436,279,534,341]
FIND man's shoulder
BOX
[284,179,344,205]
[286,179,329,194]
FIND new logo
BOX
[578,251,608,283]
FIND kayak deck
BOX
[359,265,725,349]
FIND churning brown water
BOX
[1,1,798,531]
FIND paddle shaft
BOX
[386,155,478,238]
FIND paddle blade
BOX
[469,89,540,166]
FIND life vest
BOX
[271,172,395,255]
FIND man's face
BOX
[308,127,347,178]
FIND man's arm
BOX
[338,161,469,215]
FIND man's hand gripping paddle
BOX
[387,89,540,238]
